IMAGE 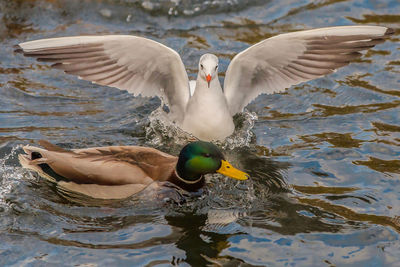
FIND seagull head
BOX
[199,54,218,88]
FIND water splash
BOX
[145,107,258,149]
[222,110,258,150]
[0,145,29,212]
[145,107,195,147]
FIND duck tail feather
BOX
[18,154,50,176]
[20,145,53,165]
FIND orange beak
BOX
[206,74,211,88]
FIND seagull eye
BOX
[200,64,204,70]
[215,65,218,70]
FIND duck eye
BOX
[200,64,204,70]
[203,153,211,158]
[215,65,218,70]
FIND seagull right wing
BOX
[224,26,393,115]
[17,35,190,121]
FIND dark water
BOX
[1,0,400,266]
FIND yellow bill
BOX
[216,160,249,181]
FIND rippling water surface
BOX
[1,0,400,266]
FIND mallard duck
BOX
[18,141,248,200]
[16,26,393,141]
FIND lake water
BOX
[0,0,400,266]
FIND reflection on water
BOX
[1,0,400,266]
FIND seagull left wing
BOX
[17,35,190,121]
[224,26,393,115]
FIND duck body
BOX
[16,26,393,141]
[19,141,248,200]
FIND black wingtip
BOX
[13,44,23,53]
[385,27,395,36]
[31,151,43,160]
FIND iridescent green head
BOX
[176,141,249,183]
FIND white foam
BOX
[0,145,31,211]
[145,108,258,149]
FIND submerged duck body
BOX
[16,26,393,141]
[19,141,248,200]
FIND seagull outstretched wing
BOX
[224,26,393,115]
[17,35,190,121]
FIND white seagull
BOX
[16,26,393,141]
